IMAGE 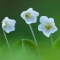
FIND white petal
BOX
[38,24,41,31]
[38,24,45,31]
[48,18,55,25]
[43,30,51,37]
[27,8,33,11]
[25,17,37,24]
[3,17,9,20]
[20,8,33,20]
[2,17,9,29]
[20,11,26,20]
[2,22,5,28]
[9,19,16,26]
[3,28,10,33]
[27,8,39,17]
[2,17,9,23]
[51,25,58,33]
[40,16,48,23]
[3,25,15,33]
[32,10,39,17]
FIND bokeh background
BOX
[0,0,60,60]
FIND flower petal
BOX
[20,11,26,20]
[25,17,37,24]
[32,10,39,17]
[51,25,58,33]
[9,19,16,26]
[2,22,5,28]
[2,17,9,23]
[43,30,51,37]
[40,16,48,24]
[38,24,45,31]
[48,18,55,25]
[27,8,33,12]
[3,25,15,33]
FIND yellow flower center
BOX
[25,12,31,18]
[4,21,9,28]
[44,22,52,30]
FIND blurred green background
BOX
[0,0,60,60]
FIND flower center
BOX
[44,22,52,30]
[4,21,9,28]
[25,12,31,18]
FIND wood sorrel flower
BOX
[20,8,39,24]
[20,8,40,56]
[38,16,58,37]
[2,17,16,33]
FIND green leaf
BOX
[13,39,38,60]
[13,39,37,50]
[53,37,60,50]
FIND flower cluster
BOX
[20,8,58,37]
[2,8,58,37]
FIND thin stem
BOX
[21,39,26,58]
[29,24,41,60]
[22,39,25,52]
[29,24,38,47]
[51,34,53,46]
[51,34,53,60]
[3,30,12,53]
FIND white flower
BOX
[2,17,16,33]
[20,8,39,24]
[38,16,58,37]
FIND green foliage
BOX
[0,48,2,55]
[13,39,36,50]
[12,39,39,60]
[53,37,60,50]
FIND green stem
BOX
[21,39,26,59]
[51,34,53,60]
[29,24,38,47]
[3,30,12,53]
[29,24,41,60]
[22,39,25,52]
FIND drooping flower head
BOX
[20,8,39,24]
[38,16,58,37]
[2,17,16,33]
